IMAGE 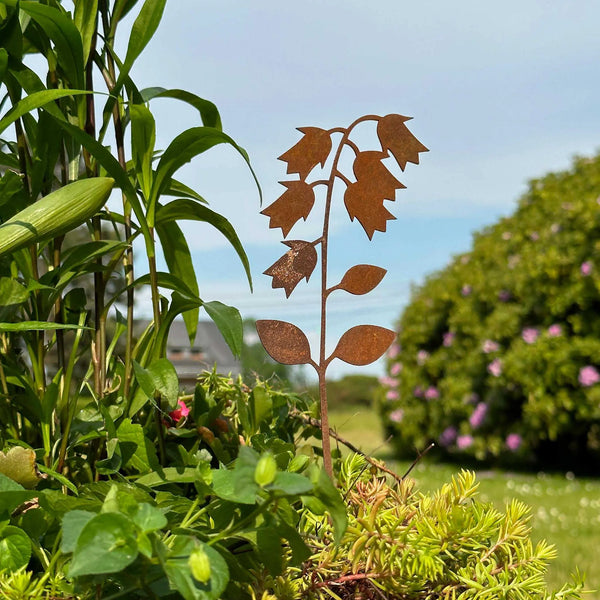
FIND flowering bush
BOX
[379,154,600,470]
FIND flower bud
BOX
[254,453,277,487]
[188,546,211,583]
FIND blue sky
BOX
[129,1,600,379]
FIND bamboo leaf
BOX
[156,199,252,291]
[123,0,167,71]
[2,0,84,88]
[0,88,90,136]
[141,86,222,130]
[73,0,98,65]
[130,103,156,198]
[0,321,92,331]
[155,220,199,344]
[149,126,261,223]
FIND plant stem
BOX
[100,4,135,397]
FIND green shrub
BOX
[379,154,600,470]
[252,454,584,600]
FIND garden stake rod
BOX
[256,114,428,477]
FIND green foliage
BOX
[0,374,343,598]
[252,454,584,600]
[380,154,600,470]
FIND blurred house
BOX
[135,319,242,389]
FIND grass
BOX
[328,405,599,598]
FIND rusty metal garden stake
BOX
[257,114,427,477]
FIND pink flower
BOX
[506,433,522,451]
[379,376,398,388]
[529,232,539,241]
[443,332,455,347]
[461,284,472,296]
[457,435,474,450]
[424,386,439,400]
[482,340,499,353]
[547,324,562,337]
[169,399,190,422]
[387,343,401,359]
[488,358,502,377]
[578,365,600,387]
[389,409,404,423]
[581,261,593,276]
[498,290,511,302]
[460,255,471,264]
[413,386,424,398]
[386,390,399,401]
[417,350,429,365]
[502,231,512,240]
[439,426,457,448]
[469,402,488,429]
[522,328,539,344]
[390,363,403,376]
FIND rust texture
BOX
[256,114,428,477]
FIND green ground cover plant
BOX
[328,406,600,598]
[379,154,600,471]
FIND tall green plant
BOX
[0,0,257,475]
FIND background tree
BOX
[380,153,600,472]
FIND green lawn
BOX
[328,406,600,598]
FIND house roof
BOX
[134,319,241,377]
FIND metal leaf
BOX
[256,320,312,365]
[331,325,395,366]
[337,264,387,295]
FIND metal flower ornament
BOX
[256,114,428,476]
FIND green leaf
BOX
[203,301,243,359]
[156,220,199,344]
[156,199,252,291]
[68,512,138,577]
[0,525,31,571]
[45,116,153,257]
[310,469,348,544]
[141,87,222,130]
[116,418,160,474]
[1,0,84,88]
[256,527,283,576]
[124,0,167,71]
[249,386,272,432]
[60,510,95,554]
[0,473,37,517]
[132,358,179,409]
[149,127,261,223]
[0,88,90,136]
[269,472,313,496]
[73,0,98,64]
[163,536,229,600]
[136,467,203,488]
[0,321,91,332]
[132,502,167,533]
[130,103,156,198]
[0,277,28,307]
